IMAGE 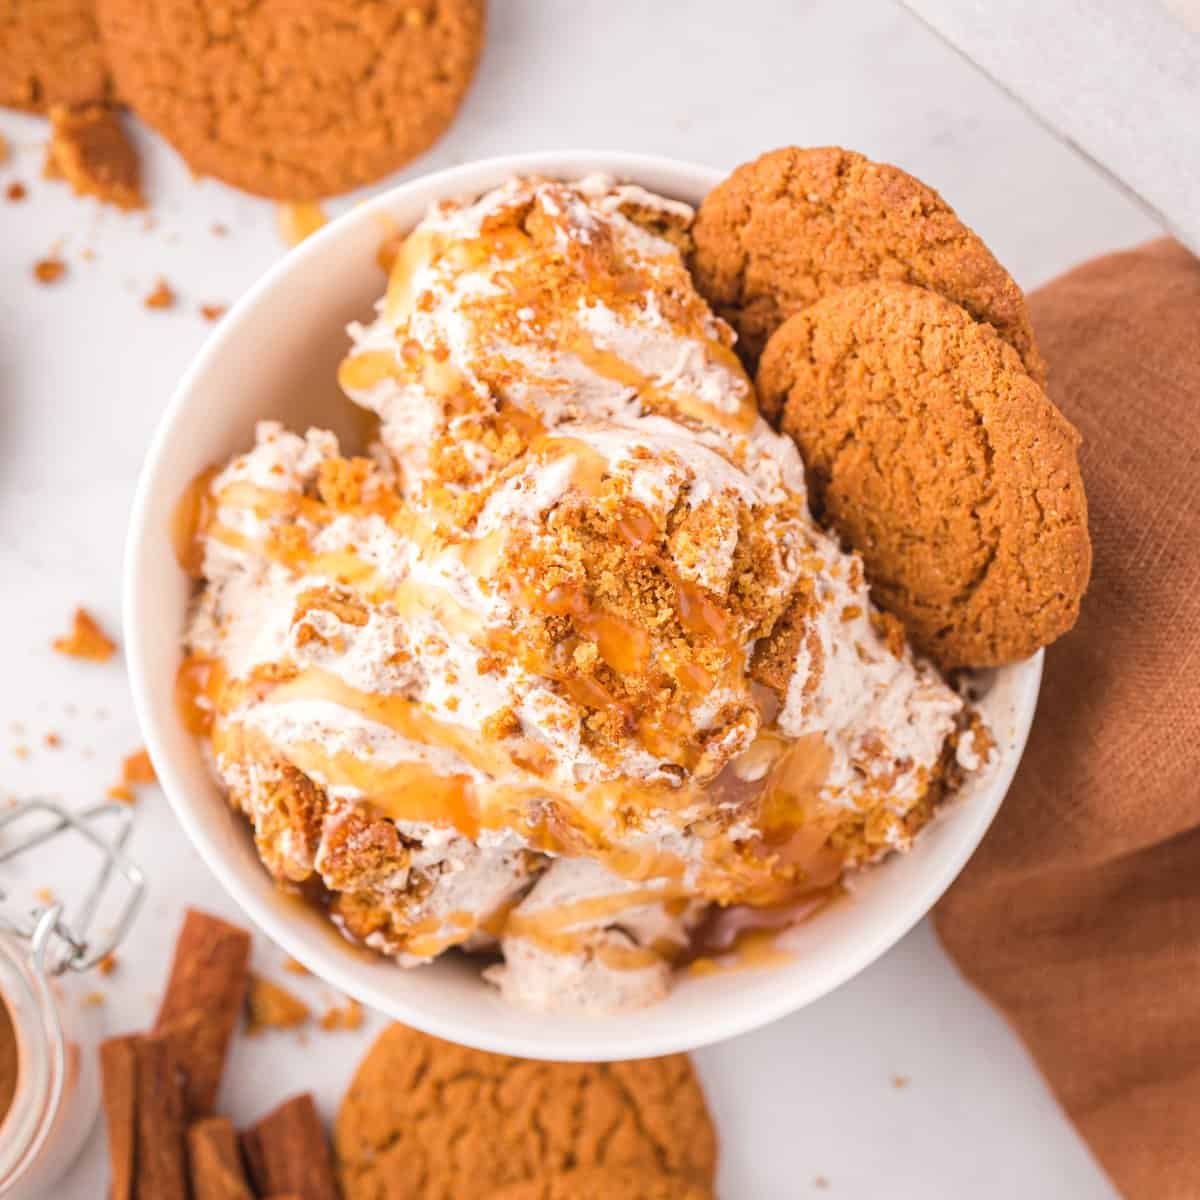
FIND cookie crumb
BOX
[245,974,311,1034]
[82,991,106,1008]
[107,748,157,804]
[44,732,62,749]
[891,1074,910,1089]
[33,256,66,285]
[211,223,228,237]
[34,887,55,905]
[12,746,29,761]
[5,182,26,203]
[144,278,176,309]
[199,303,226,323]
[98,953,118,976]
[813,1176,830,1190]
[52,608,116,661]
[283,956,309,975]
[45,104,145,211]
[278,201,327,247]
[318,997,363,1032]
[122,748,156,784]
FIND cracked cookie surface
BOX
[692,145,1045,382]
[95,0,484,199]
[486,1166,712,1199]
[334,1024,717,1200]
[0,0,112,112]
[757,280,1089,668]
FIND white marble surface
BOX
[0,2,1154,1196]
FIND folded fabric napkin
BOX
[936,238,1200,1199]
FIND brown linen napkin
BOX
[935,237,1200,1200]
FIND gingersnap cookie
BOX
[335,1024,717,1200]
[756,280,1089,669]
[692,146,1045,382]
[96,0,484,200]
[487,1166,712,1200]
[0,0,112,112]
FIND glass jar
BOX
[0,800,144,1200]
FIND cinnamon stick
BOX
[241,1093,340,1200]
[99,1036,138,1200]
[188,1115,254,1200]
[154,908,251,1116]
[132,1032,190,1200]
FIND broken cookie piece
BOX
[45,103,144,210]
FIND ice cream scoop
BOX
[178,176,978,1011]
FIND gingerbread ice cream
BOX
[177,175,981,1012]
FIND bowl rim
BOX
[124,150,1044,1060]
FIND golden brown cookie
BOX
[756,280,1089,668]
[0,0,113,112]
[335,1025,717,1200]
[486,1166,713,1200]
[692,146,1045,382]
[96,0,484,200]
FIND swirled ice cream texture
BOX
[181,175,980,1013]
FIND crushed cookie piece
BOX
[44,731,62,749]
[282,956,309,976]
[34,887,55,905]
[245,974,311,1034]
[211,223,228,237]
[5,181,26,203]
[13,746,29,761]
[278,201,327,247]
[33,256,66,285]
[82,991,106,1008]
[106,783,134,804]
[199,303,227,322]
[52,608,115,661]
[318,997,363,1032]
[891,1074,910,1089]
[144,278,175,309]
[98,953,118,976]
[122,748,156,785]
[45,104,144,210]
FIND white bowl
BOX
[124,151,1042,1062]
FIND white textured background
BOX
[0,3,1156,1196]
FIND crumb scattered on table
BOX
[33,256,67,285]
[122,748,156,784]
[199,303,227,322]
[278,201,327,247]
[5,182,26,203]
[144,278,176,309]
[45,104,145,211]
[52,608,116,661]
[245,974,312,1034]
[318,997,363,1032]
